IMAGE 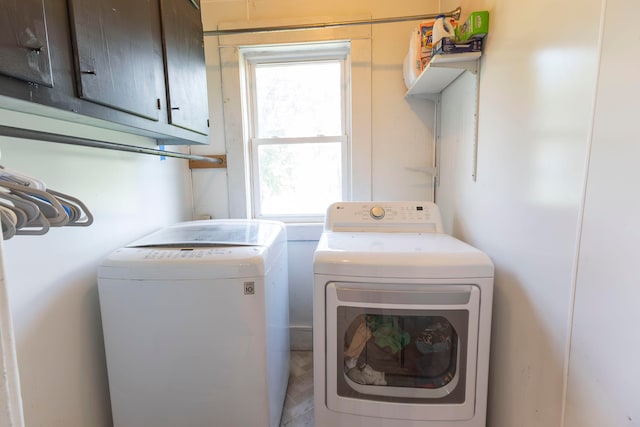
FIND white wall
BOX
[190,36,230,221]
[0,109,194,426]
[436,0,640,426]
[198,0,439,348]
[563,0,640,425]
[436,0,600,423]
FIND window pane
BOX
[255,61,342,138]
[257,142,342,216]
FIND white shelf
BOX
[405,52,481,97]
[404,50,483,182]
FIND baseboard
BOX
[289,326,313,351]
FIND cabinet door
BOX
[159,0,209,135]
[0,0,53,87]
[67,0,161,120]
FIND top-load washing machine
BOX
[98,219,289,427]
[313,202,494,427]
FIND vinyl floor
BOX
[280,351,314,427]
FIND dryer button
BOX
[370,206,385,219]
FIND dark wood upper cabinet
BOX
[0,0,209,145]
[159,0,209,135]
[67,0,163,120]
[0,0,54,87]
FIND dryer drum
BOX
[343,314,458,389]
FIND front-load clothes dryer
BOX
[313,202,494,427]
[98,219,289,427]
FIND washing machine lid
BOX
[126,219,283,248]
[98,220,285,280]
[313,231,494,279]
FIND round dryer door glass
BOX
[336,307,469,402]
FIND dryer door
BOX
[325,282,480,421]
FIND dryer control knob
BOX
[370,206,385,219]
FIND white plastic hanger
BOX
[0,191,40,222]
[0,180,68,227]
[0,166,93,227]
[0,200,27,229]
[0,165,94,239]
[0,188,50,236]
[47,189,94,227]
[0,206,17,240]
[0,166,47,190]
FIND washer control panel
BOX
[326,201,443,233]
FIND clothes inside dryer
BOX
[343,313,458,388]
[336,305,469,403]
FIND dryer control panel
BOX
[325,201,443,233]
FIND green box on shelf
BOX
[458,11,490,42]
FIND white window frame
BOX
[214,24,372,221]
[242,43,351,222]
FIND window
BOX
[242,43,351,222]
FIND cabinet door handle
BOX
[171,107,180,110]
[81,70,96,75]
